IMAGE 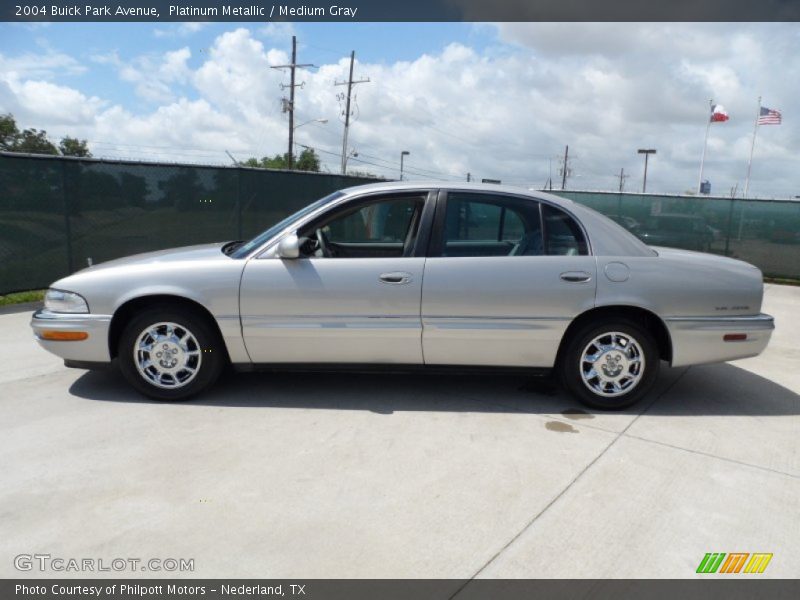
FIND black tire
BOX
[118,306,225,401]
[558,317,659,410]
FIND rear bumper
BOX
[665,313,774,367]
[30,309,112,363]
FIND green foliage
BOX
[0,113,18,151]
[59,136,92,157]
[15,128,58,155]
[262,153,290,169]
[0,289,46,307]
[242,148,321,172]
[0,113,90,157]
[296,148,320,172]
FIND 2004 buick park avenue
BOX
[31,183,774,409]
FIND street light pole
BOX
[637,149,656,193]
[400,150,410,181]
[291,118,328,162]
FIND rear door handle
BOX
[560,271,592,283]
[379,271,413,285]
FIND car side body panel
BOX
[239,256,426,364]
[421,256,597,367]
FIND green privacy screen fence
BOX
[1,152,799,294]
[551,190,800,281]
[0,153,379,293]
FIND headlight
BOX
[44,289,89,313]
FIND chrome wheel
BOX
[580,331,645,398]
[133,322,202,389]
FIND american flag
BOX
[757,106,782,125]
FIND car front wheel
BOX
[118,307,224,400]
[559,318,659,410]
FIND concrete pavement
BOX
[0,284,797,578]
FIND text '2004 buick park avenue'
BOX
[31,183,774,409]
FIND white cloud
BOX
[153,22,210,38]
[1,25,798,197]
[0,50,86,79]
[257,22,296,42]
[93,47,193,103]
[0,76,104,127]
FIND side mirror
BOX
[276,234,301,259]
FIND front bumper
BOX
[30,309,112,363]
[665,313,774,367]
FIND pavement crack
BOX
[623,433,800,480]
[449,368,689,598]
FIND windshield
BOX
[230,191,344,258]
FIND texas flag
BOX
[710,104,730,122]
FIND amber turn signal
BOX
[39,330,89,341]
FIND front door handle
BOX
[560,271,592,283]
[379,272,413,285]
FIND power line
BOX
[298,143,454,181]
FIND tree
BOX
[59,136,92,157]
[0,113,90,157]
[262,153,290,169]
[296,148,320,172]
[14,128,58,155]
[241,149,321,172]
[0,113,19,151]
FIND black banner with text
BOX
[2,0,800,22]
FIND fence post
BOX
[236,167,243,239]
[724,197,735,256]
[60,159,74,274]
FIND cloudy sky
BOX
[1,22,797,197]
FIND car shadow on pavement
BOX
[68,361,799,417]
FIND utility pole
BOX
[560,145,570,190]
[637,148,656,193]
[335,51,370,175]
[225,150,239,166]
[400,150,410,181]
[271,36,314,170]
[617,167,629,192]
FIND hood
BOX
[49,242,233,292]
[75,242,231,273]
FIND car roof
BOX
[339,180,576,208]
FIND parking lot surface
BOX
[1,284,798,578]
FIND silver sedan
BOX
[31,183,774,409]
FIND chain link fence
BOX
[0,153,380,293]
[1,153,798,294]
[553,190,800,280]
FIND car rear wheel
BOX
[118,307,224,401]
[559,318,659,410]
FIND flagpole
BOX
[697,98,712,194]
[743,95,761,198]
